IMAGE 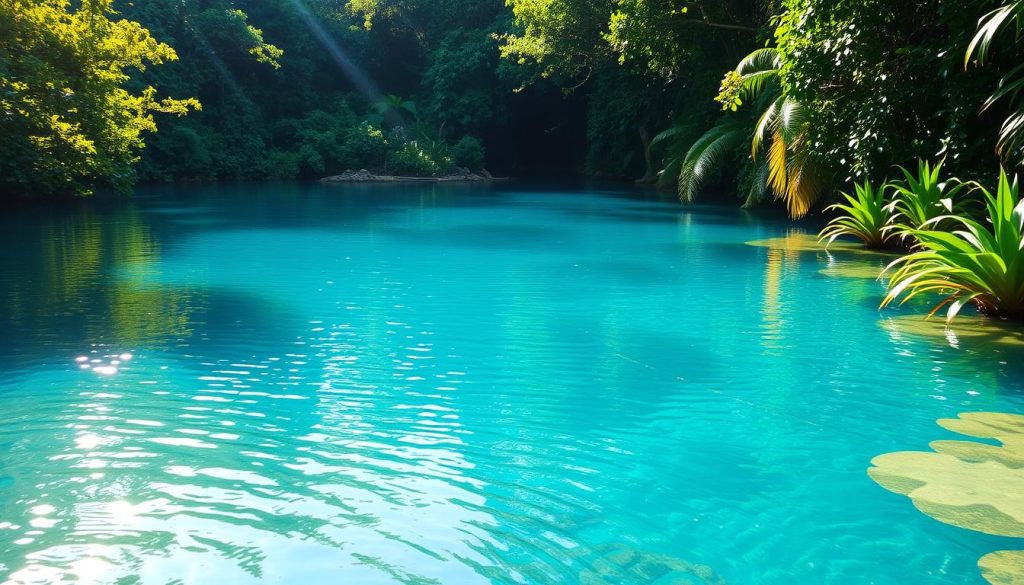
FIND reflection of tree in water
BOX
[3,204,206,349]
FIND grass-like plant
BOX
[887,159,970,239]
[882,170,1024,322]
[819,179,898,249]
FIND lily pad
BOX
[868,412,1024,584]
[979,550,1024,585]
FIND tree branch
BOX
[678,19,758,33]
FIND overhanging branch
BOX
[678,19,758,33]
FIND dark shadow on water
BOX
[558,208,684,225]
[0,285,294,369]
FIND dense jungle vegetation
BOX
[3,0,1024,211]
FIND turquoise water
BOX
[1,182,1022,584]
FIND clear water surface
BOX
[0,182,1022,584]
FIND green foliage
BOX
[10,0,1023,202]
[339,122,389,172]
[819,180,898,250]
[966,2,1024,164]
[675,121,745,203]
[422,30,506,136]
[450,135,485,171]
[664,45,825,217]
[499,0,611,80]
[195,6,283,68]
[388,140,449,176]
[0,0,198,197]
[883,170,1024,321]
[773,0,1007,186]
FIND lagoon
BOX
[0,182,1021,584]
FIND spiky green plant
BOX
[882,170,1024,322]
[887,159,970,240]
[819,179,897,249]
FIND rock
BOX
[319,169,375,183]
[320,168,504,184]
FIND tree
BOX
[0,0,198,197]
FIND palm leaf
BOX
[677,121,745,203]
[965,2,1023,67]
[736,47,782,75]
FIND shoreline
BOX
[319,169,507,185]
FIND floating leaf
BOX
[868,413,1024,584]
[979,550,1024,585]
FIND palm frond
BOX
[677,122,745,203]
[766,130,788,198]
[736,48,782,75]
[752,97,781,158]
[776,98,808,143]
[650,125,689,150]
[782,139,826,218]
[743,159,771,208]
[965,2,1023,67]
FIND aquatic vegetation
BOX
[888,160,971,239]
[980,550,1024,585]
[882,170,1024,322]
[868,412,1024,585]
[819,180,898,250]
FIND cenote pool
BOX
[0,182,1022,584]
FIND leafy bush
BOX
[263,149,301,180]
[0,0,198,196]
[338,123,389,171]
[450,136,486,171]
[882,170,1024,322]
[819,179,898,249]
[388,141,445,176]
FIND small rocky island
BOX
[320,168,499,184]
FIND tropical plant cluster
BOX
[815,159,1024,322]
[495,0,1024,323]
